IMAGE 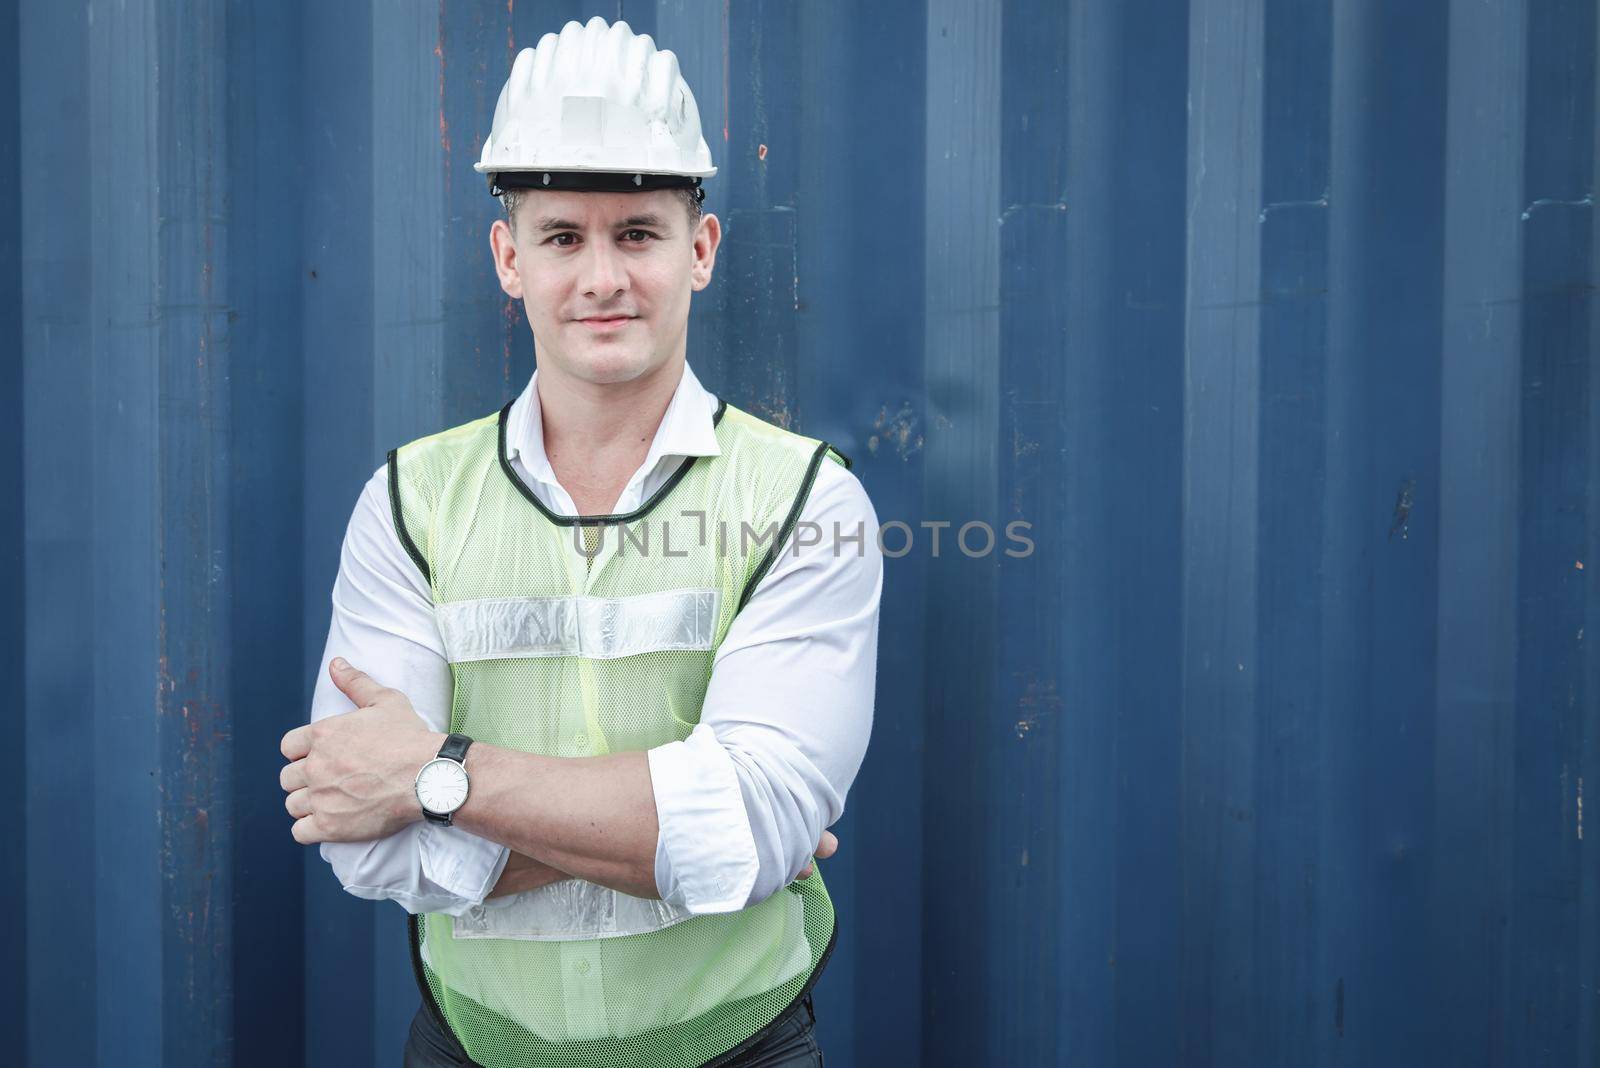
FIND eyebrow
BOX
[533,213,671,233]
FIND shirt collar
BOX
[504,360,722,494]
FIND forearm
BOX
[486,849,576,898]
[455,744,660,899]
[305,467,515,915]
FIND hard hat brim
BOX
[474,162,716,178]
[485,169,710,201]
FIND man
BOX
[278,16,880,1068]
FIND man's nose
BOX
[580,238,628,300]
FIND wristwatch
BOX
[416,732,474,826]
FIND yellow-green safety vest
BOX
[388,393,849,1068]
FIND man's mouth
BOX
[576,315,635,332]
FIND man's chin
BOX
[562,348,662,387]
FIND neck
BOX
[534,355,686,470]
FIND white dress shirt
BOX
[310,360,881,917]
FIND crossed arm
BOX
[278,659,837,900]
[280,459,878,915]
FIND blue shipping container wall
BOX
[5,0,1600,1065]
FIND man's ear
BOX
[490,218,525,299]
[689,213,721,292]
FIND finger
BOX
[329,657,388,708]
[797,862,814,879]
[284,787,313,820]
[814,829,838,859]
[291,814,323,845]
[280,726,312,761]
[279,759,307,793]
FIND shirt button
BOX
[573,959,591,975]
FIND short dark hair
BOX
[499,186,704,238]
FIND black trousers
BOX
[403,992,823,1068]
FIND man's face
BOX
[488,188,720,387]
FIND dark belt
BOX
[402,990,822,1068]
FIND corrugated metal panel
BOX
[9,1,1599,1065]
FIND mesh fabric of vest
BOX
[389,399,846,1068]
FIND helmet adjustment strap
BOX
[490,170,706,202]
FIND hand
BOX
[279,658,444,845]
[796,829,838,880]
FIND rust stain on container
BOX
[436,18,451,159]
[868,403,924,461]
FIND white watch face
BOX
[416,758,469,814]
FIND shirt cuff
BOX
[419,823,511,907]
[648,722,761,913]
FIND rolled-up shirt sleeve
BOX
[311,465,511,917]
[649,459,881,913]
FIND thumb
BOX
[329,657,387,708]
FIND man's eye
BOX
[549,233,578,247]
[622,229,656,242]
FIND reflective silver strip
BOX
[434,588,720,663]
[452,880,697,942]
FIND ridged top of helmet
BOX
[475,16,716,178]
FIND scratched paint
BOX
[867,403,924,461]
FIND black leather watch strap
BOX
[437,732,473,763]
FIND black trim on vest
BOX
[736,439,835,613]
[496,397,729,527]
[826,444,853,470]
[388,448,432,586]
[407,906,838,1068]
[409,914,483,1066]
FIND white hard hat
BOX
[476,16,716,200]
